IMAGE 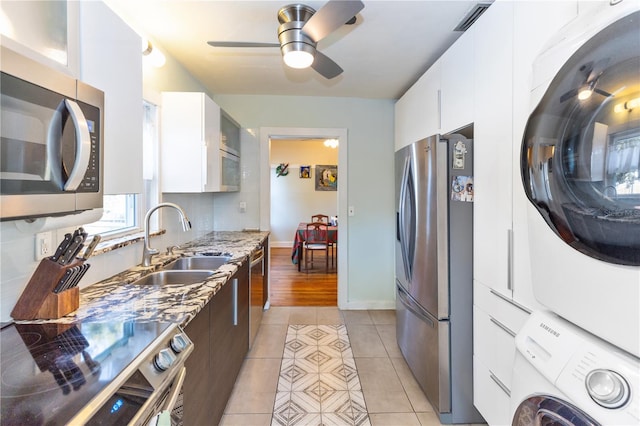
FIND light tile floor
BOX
[220,307,485,426]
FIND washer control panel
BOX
[516,311,640,424]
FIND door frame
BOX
[260,127,348,308]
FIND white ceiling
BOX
[105,0,485,100]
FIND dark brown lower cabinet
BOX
[183,302,211,425]
[182,260,250,425]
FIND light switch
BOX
[348,206,355,216]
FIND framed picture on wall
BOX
[315,165,337,191]
[299,165,311,178]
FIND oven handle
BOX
[162,366,186,413]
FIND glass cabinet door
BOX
[220,111,240,156]
[1,1,69,66]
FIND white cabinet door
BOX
[394,60,441,150]
[473,1,514,298]
[440,28,474,134]
[80,1,143,195]
[161,92,226,193]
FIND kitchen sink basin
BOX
[131,270,214,286]
[164,256,231,271]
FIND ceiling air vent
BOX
[454,2,493,32]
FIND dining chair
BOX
[311,214,329,223]
[311,214,335,265]
[304,222,330,273]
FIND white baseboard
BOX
[338,300,396,310]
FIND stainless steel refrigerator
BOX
[395,132,483,424]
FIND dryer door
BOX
[521,10,640,266]
[512,395,599,426]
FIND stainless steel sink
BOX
[164,256,231,271]
[131,270,214,286]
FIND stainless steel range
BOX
[0,320,193,425]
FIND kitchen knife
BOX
[66,264,90,290]
[70,231,88,259]
[53,268,75,293]
[81,235,101,260]
[59,234,85,265]
[51,233,73,262]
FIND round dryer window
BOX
[512,395,599,426]
[522,10,640,266]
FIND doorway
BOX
[269,138,338,306]
[260,127,348,308]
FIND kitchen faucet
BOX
[142,202,192,266]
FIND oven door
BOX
[146,367,187,426]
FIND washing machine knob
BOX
[585,369,630,408]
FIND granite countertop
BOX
[19,231,269,327]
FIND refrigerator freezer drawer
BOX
[396,285,450,413]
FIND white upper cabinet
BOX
[473,1,515,299]
[440,27,474,134]
[161,92,220,193]
[161,92,240,193]
[394,60,441,150]
[80,1,143,195]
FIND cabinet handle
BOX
[507,229,513,291]
[232,278,238,326]
[490,317,516,337]
[437,89,442,130]
[202,143,208,191]
[489,289,532,314]
[489,372,511,397]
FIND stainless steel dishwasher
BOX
[249,246,265,347]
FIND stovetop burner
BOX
[1,320,173,426]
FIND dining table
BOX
[291,222,338,271]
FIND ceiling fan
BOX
[207,0,365,79]
[559,58,612,103]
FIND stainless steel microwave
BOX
[0,46,104,221]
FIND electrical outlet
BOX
[239,201,247,213]
[348,206,355,216]
[35,231,54,260]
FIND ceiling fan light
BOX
[284,50,314,68]
[578,87,593,100]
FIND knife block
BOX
[11,258,82,320]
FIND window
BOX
[84,101,160,236]
[84,194,137,235]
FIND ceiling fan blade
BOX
[560,88,578,103]
[594,88,613,98]
[207,41,280,48]
[302,0,364,43]
[311,51,343,79]
[586,57,610,82]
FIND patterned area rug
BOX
[272,325,371,426]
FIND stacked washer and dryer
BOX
[511,1,640,424]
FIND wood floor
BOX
[268,247,337,306]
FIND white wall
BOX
[270,139,338,247]
[214,94,396,309]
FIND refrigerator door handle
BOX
[397,285,435,328]
[398,155,414,283]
